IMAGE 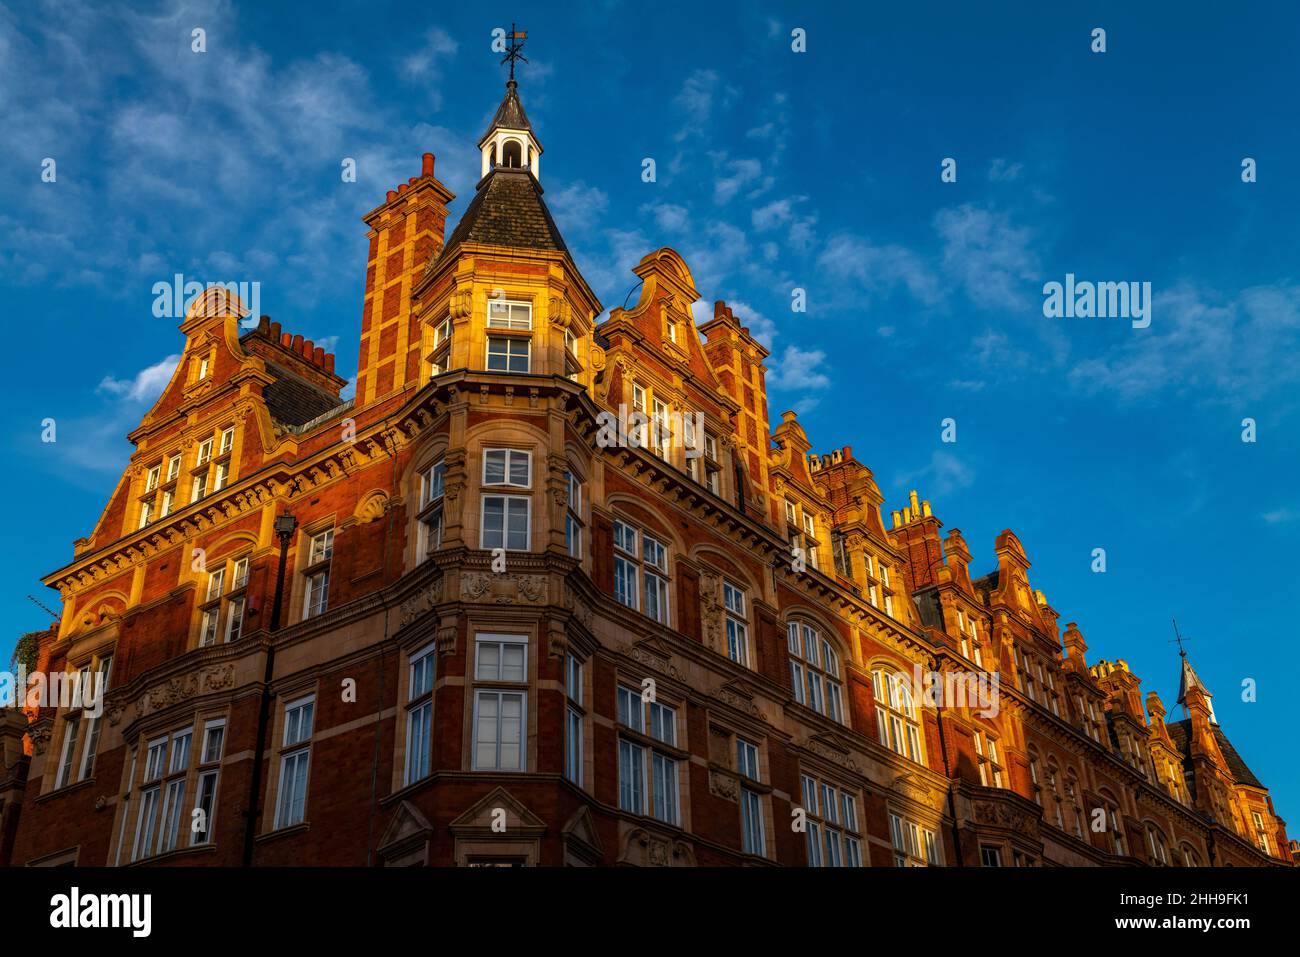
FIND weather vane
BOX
[502,22,528,82]
[1169,618,1192,657]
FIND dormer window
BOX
[197,356,209,381]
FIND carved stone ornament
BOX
[356,491,389,524]
[460,573,548,605]
[698,569,723,654]
[709,769,740,802]
[449,289,473,320]
[889,772,932,803]
[435,622,458,658]
[621,642,686,682]
[143,665,234,716]
[399,581,441,627]
[972,800,1040,838]
[619,828,696,867]
[709,681,767,722]
[28,719,53,756]
[564,586,594,629]
[802,734,860,772]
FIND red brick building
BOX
[1,78,1291,868]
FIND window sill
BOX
[35,777,96,804]
[127,843,218,866]
[255,821,311,845]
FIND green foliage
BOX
[10,631,41,673]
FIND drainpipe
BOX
[242,512,297,867]
[929,652,966,866]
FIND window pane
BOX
[484,450,506,484]
[649,702,676,746]
[619,739,645,813]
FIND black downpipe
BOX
[241,515,296,867]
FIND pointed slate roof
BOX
[1176,653,1214,711]
[1166,720,1263,789]
[441,167,567,256]
[481,79,540,147]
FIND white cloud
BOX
[988,158,1024,182]
[934,204,1037,311]
[642,202,690,234]
[547,180,610,236]
[769,344,830,391]
[711,155,763,204]
[894,450,975,497]
[401,28,457,80]
[1067,282,1300,401]
[720,299,778,345]
[673,69,736,140]
[97,354,181,403]
[1262,507,1298,524]
[817,234,939,306]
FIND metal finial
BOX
[501,22,528,82]
[1169,618,1191,657]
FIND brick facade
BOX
[2,79,1290,869]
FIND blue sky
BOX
[3,1,1298,827]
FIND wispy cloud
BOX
[769,344,830,391]
[673,69,736,141]
[1067,282,1300,401]
[935,204,1037,311]
[97,354,181,403]
[894,450,975,497]
[817,234,939,307]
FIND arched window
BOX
[1179,843,1202,867]
[1099,792,1126,855]
[787,621,845,724]
[1027,748,1042,806]
[1145,822,1169,865]
[502,140,523,168]
[612,518,670,625]
[871,668,922,762]
[1065,769,1083,837]
[1045,760,1065,829]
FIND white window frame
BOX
[486,334,531,373]
[723,581,749,667]
[274,694,315,829]
[482,448,532,488]
[471,633,529,772]
[404,643,436,785]
[479,494,531,552]
[486,299,533,330]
